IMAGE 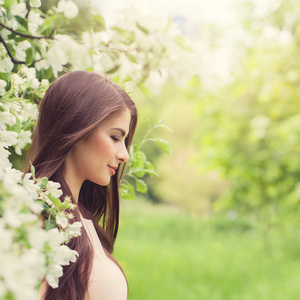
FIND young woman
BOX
[24,71,137,300]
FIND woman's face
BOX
[65,109,131,188]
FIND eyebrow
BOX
[110,128,127,137]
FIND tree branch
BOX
[0,34,44,65]
[0,34,26,64]
[0,21,55,40]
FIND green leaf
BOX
[111,26,135,41]
[152,138,172,156]
[25,48,34,65]
[7,117,21,133]
[157,124,173,132]
[106,64,120,74]
[129,167,158,177]
[38,177,48,189]
[136,22,149,35]
[127,53,138,64]
[143,169,159,177]
[44,218,56,231]
[42,68,52,80]
[133,170,145,178]
[3,0,15,10]
[30,163,35,179]
[92,14,106,30]
[47,195,61,207]
[135,150,146,161]
[120,182,135,200]
[14,16,27,27]
[129,150,147,177]
[144,160,155,170]
[39,15,60,36]
[135,179,147,193]
[58,202,69,210]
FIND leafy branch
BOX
[0,34,27,64]
[120,119,172,200]
[0,21,55,40]
[0,21,55,65]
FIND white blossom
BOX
[56,214,68,229]
[0,227,13,252]
[22,102,39,121]
[29,228,47,251]
[3,209,21,228]
[0,58,13,73]
[46,41,68,77]
[23,173,39,199]
[35,58,50,71]
[31,78,40,89]
[46,264,63,288]
[55,245,77,266]
[15,41,31,61]
[0,79,6,94]
[19,212,38,224]
[0,146,11,175]
[46,228,66,250]
[11,2,27,18]
[69,249,79,262]
[0,111,16,130]
[30,0,41,8]
[21,66,36,80]
[57,0,79,19]
[46,181,63,198]
[4,167,22,182]
[82,31,108,49]
[5,19,18,31]
[11,73,25,89]
[0,130,18,148]
[26,198,43,214]
[28,10,44,34]
[15,130,31,155]
[41,79,49,86]
[66,221,82,237]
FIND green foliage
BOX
[120,119,171,200]
[115,200,300,300]
[194,0,300,227]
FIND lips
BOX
[108,165,117,175]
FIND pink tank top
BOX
[81,218,128,300]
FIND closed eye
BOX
[111,136,121,142]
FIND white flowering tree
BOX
[0,0,193,298]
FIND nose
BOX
[117,144,129,163]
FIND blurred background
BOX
[96,0,300,299]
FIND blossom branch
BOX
[0,21,55,40]
[0,34,44,65]
[0,34,25,64]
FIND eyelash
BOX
[111,136,121,142]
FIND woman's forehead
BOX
[101,109,131,130]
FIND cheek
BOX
[92,134,115,158]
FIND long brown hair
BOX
[24,71,137,299]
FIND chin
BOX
[96,178,111,186]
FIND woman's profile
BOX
[24,70,137,300]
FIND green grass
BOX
[114,200,300,300]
